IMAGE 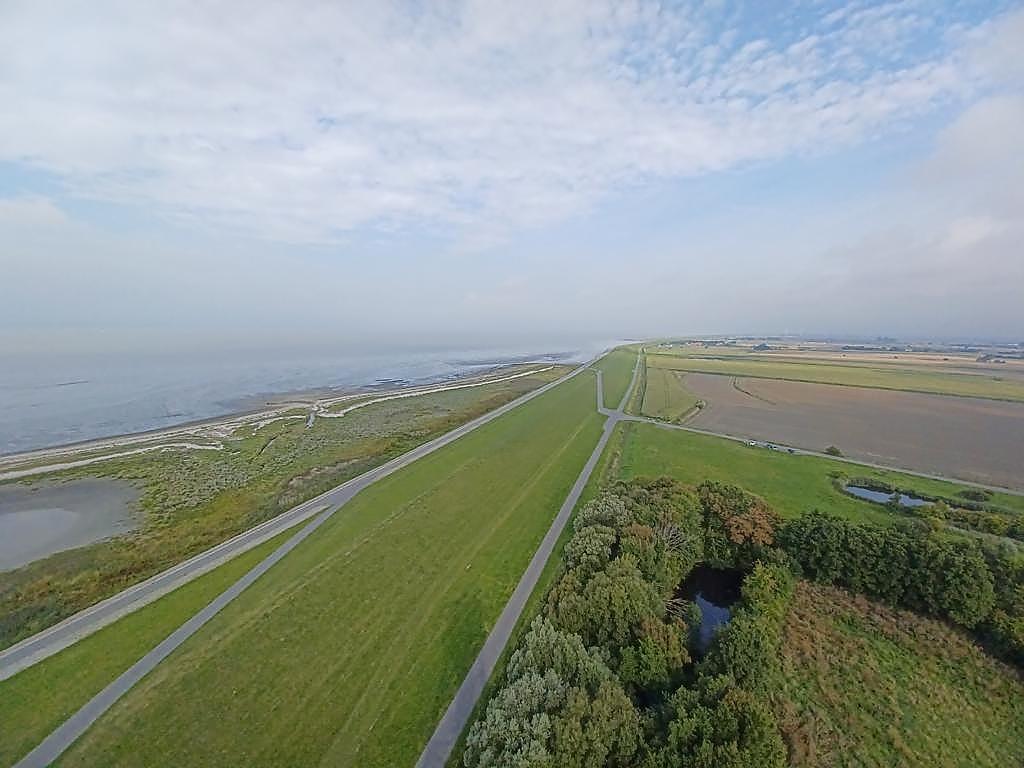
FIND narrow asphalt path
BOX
[11,361,596,768]
[415,352,641,768]
[0,367,575,682]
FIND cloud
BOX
[0,195,69,227]
[1,1,1018,242]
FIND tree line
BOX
[463,476,1024,767]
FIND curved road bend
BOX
[11,359,599,768]
[416,351,641,768]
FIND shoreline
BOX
[0,361,565,478]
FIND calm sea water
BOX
[0,341,613,455]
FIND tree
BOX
[548,555,664,652]
[465,619,642,768]
[697,481,780,568]
[563,524,617,579]
[653,676,786,768]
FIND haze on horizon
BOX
[1,1,1022,355]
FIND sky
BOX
[1,0,1022,355]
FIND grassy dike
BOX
[0,524,304,767]
[595,347,637,409]
[57,369,605,768]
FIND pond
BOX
[845,484,931,508]
[677,565,743,655]
[0,478,140,571]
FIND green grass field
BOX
[646,352,1024,402]
[596,347,637,409]
[776,581,1024,766]
[1,367,565,650]
[0,525,301,767]
[57,371,605,768]
[640,367,698,422]
[610,421,1024,522]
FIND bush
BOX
[824,445,843,456]
[779,512,996,629]
[464,618,642,768]
[697,481,780,569]
[699,563,794,693]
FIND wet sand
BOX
[0,479,140,571]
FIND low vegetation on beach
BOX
[0,367,565,650]
[55,370,605,768]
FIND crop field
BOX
[0,366,565,650]
[683,373,1024,491]
[57,371,605,768]
[640,366,698,422]
[646,351,1024,402]
[595,347,637,409]
[608,421,1024,523]
[776,581,1024,767]
[0,525,302,767]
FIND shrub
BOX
[464,618,642,768]
[779,512,996,629]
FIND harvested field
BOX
[646,352,1024,402]
[685,373,1024,490]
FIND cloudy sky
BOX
[1,0,1022,353]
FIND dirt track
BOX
[684,373,1024,490]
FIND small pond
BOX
[845,484,931,508]
[677,565,743,655]
[0,478,140,571]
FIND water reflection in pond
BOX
[845,484,931,508]
[677,565,743,655]
[0,479,139,571]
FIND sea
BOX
[0,340,616,456]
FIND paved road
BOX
[10,361,596,768]
[416,352,641,768]
[0,366,584,683]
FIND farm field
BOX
[0,366,564,650]
[609,421,1024,522]
[776,581,1024,767]
[595,347,637,409]
[646,351,1024,402]
[0,524,301,767]
[640,365,698,422]
[684,373,1024,491]
[56,371,605,768]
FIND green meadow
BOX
[0,525,301,767]
[595,347,637,409]
[57,371,605,768]
[609,421,1024,522]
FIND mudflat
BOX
[684,373,1024,490]
[0,479,140,571]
